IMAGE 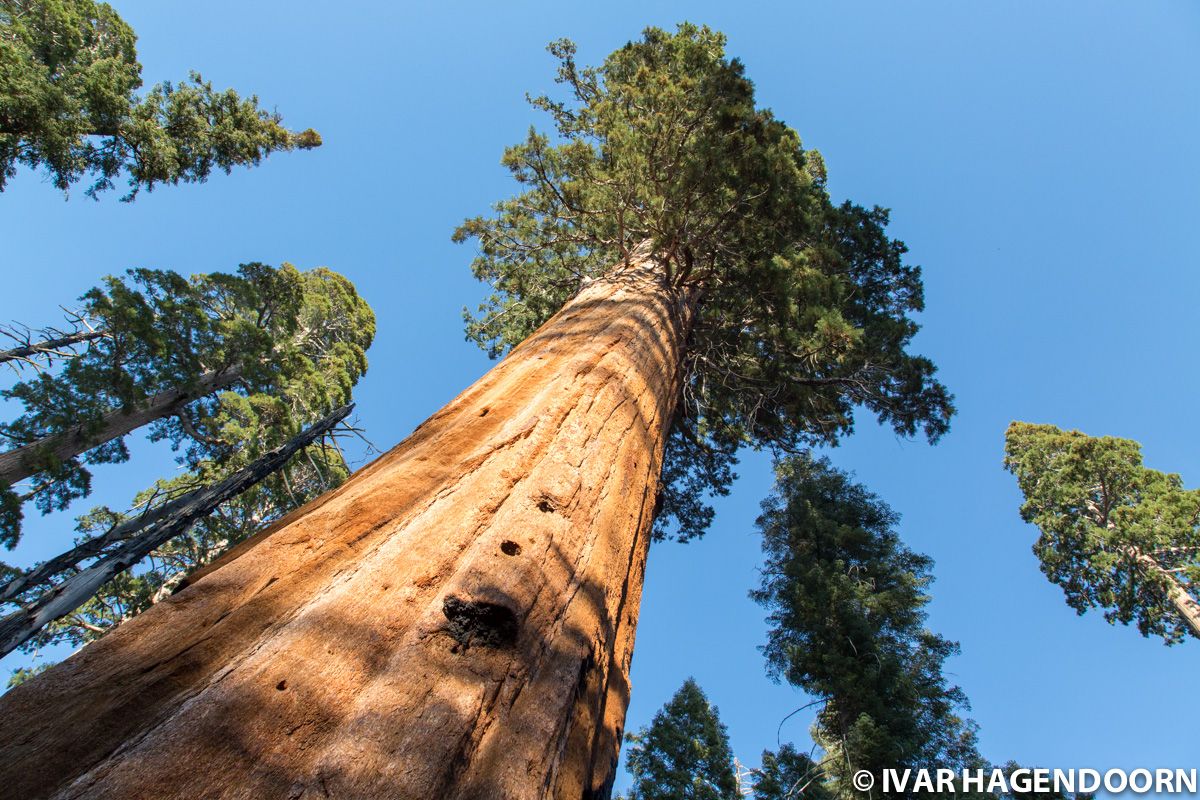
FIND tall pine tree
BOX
[624,678,740,800]
[753,455,981,798]
[0,263,374,547]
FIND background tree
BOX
[623,678,740,800]
[0,263,375,546]
[0,0,321,199]
[0,265,373,660]
[1004,421,1200,644]
[0,25,953,799]
[753,454,982,799]
[752,744,832,800]
[19,401,359,652]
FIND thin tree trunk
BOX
[0,367,241,490]
[0,403,352,656]
[0,489,189,604]
[1131,548,1200,639]
[0,255,694,800]
[0,329,107,365]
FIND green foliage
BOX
[1003,421,1200,644]
[752,455,981,798]
[0,263,374,547]
[0,0,320,199]
[6,267,373,648]
[6,660,51,688]
[454,24,953,540]
[752,744,832,800]
[624,678,740,800]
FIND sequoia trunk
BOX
[0,367,241,490]
[0,256,694,800]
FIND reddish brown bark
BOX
[0,256,694,800]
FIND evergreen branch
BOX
[775,697,826,748]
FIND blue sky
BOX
[2,1,1198,794]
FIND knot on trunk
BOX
[442,595,518,651]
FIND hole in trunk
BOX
[443,595,518,651]
[537,498,556,513]
[577,646,597,691]
[500,540,521,556]
[276,680,288,691]
[478,407,490,417]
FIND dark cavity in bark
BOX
[443,595,519,651]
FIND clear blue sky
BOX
[2,1,1198,794]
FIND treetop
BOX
[455,23,954,540]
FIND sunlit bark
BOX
[0,254,694,800]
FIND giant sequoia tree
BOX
[0,0,320,198]
[0,25,951,799]
[1004,422,1200,643]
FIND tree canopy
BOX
[751,744,832,800]
[0,263,374,546]
[623,677,740,800]
[1004,421,1200,645]
[2,265,373,661]
[454,23,953,540]
[753,454,981,797]
[0,0,320,199]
